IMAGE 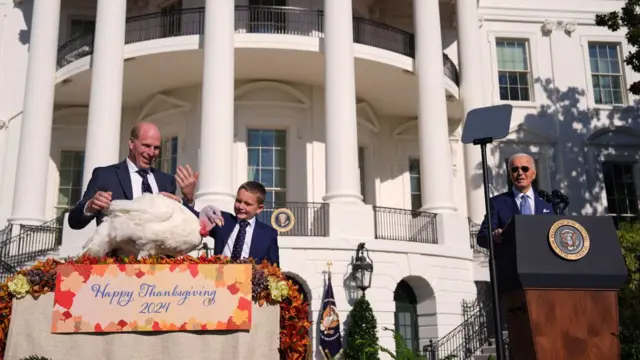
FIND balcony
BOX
[56,5,459,85]
[373,206,438,244]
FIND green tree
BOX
[345,296,380,360]
[595,1,640,95]
[617,221,640,359]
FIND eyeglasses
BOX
[511,166,530,173]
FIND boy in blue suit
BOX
[197,181,280,266]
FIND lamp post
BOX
[352,242,373,294]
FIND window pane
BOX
[60,169,73,187]
[274,169,286,188]
[260,169,274,187]
[261,149,274,167]
[248,130,261,147]
[260,131,275,147]
[248,149,259,167]
[57,188,70,206]
[275,149,286,168]
[60,152,74,169]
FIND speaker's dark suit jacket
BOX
[476,189,556,249]
[67,160,176,230]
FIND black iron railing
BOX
[423,298,491,360]
[469,220,488,255]
[56,6,460,85]
[0,216,64,282]
[256,201,329,237]
[373,206,437,243]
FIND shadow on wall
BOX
[469,77,640,217]
[14,1,32,46]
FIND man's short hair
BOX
[130,124,142,140]
[238,181,267,204]
[508,153,536,171]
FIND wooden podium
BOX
[496,215,628,360]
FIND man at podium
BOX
[477,153,555,249]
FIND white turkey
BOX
[80,193,223,258]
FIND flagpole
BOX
[327,261,332,281]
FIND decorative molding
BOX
[234,81,311,108]
[586,126,640,146]
[356,102,380,133]
[136,94,191,123]
[497,123,557,144]
[391,119,418,140]
[541,19,577,37]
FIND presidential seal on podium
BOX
[548,219,590,260]
[270,208,295,233]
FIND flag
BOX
[319,274,342,359]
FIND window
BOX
[69,19,95,38]
[394,280,419,355]
[247,129,287,204]
[161,0,182,37]
[157,136,178,175]
[588,43,625,105]
[359,146,366,202]
[496,39,532,102]
[57,151,84,216]
[602,162,638,225]
[504,158,539,190]
[409,158,421,210]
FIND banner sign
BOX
[51,263,253,333]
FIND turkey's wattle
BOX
[200,221,209,237]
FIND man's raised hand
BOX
[176,165,198,204]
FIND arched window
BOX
[394,280,419,354]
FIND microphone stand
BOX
[474,136,506,360]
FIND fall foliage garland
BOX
[0,254,311,360]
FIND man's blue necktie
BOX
[137,169,153,194]
[520,194,533,215]
[231,220,249,261]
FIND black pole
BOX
[474,138,506,360]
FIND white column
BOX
[9,0,62,225]
[196,0,236,209]
[413,0,456,213]
[457,0,486,223]
[322,0,362,203]
[82,0,127,191]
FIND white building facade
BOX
[0,0,638,358]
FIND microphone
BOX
[537,189,552,203]
[552,190,569,203]
[551,190,569,214]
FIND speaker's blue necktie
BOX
[231,220,249,261]
[520,194,533,215]
[137,169,153,194]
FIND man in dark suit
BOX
[477,153,555,249]
[67,122,191,230]
[195,180,280,266]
